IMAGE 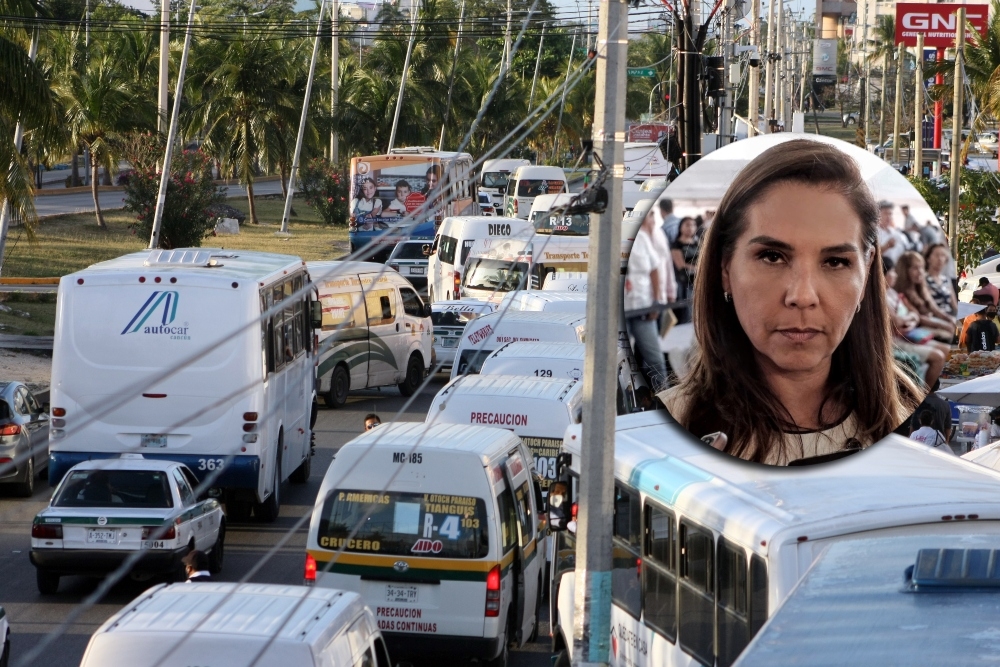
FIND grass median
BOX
[3,196,350,278]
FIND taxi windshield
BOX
[53,469,174,509]
[318,490,489,558]
[462,258,530,292]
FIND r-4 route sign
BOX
[627,67,656,78]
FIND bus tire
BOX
[227,498,252,523]
[553,649,570,667]
[255,453,281,523]
[208,521,225,574]
[327,365,349,408]
[397,353,424,397]
[36,569,59,595]
[289,450,311,484]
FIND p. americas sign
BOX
[895,3,988,48]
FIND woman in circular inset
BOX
[658,139,923,465]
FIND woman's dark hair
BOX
[894,251,935,313]
[922,242,949,265]
[674,139,923,462]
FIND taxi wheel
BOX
[13,457,34,498]
[36,569,59,595]
[208,522,225,574]
[327,365,349,409]
[397,354,424,397]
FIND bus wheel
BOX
[255,454,281,523]
[553,650,569,667]
[398,354,424,397]
[486,620,510,667]
[226,498,252,523]
[327,366,349,408]
[289,449,311,484]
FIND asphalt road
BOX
[0,373,553,667]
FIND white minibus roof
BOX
[68,249,305,284]
[307,260,401,283]
[563,413,1000,556]
[542,272,588,291]
[485,341,586,362]
[82,583,367,666]
[500,291,588,312]
[482,158,531,173]
[435,373,581,405]
[463,310,585,343]
[342,421,522,461]
[512,165,566,180]
[436,215,531,238]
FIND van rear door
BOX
[501,450,540,647]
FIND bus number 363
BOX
[197,458,225,471]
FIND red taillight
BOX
[305,553,317,582]
[571,503,578,521]
[0,424,20,436]
[512,198,518,213]
[243,412,258,422]
[636,557,642,576]
[52,407,66,417]
[485,564,501,616]
[453,271,462,296]
[32,524,63,539]
[142,525,176,540]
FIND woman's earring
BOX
[724,291,731,303]
[856,302,861,313]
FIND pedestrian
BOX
[658,198,681,244]
[182,550,212,582]
[976,422,992,450]
[670,216,700,324]
[624,206,675,392]
[964,305,1000,353]
[974,277,1000,306]
[909,410,953,454]
[923,244,958,318]
[363,413,381,432]
[877,201,907,264]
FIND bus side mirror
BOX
[310,301,323,329]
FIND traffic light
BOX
[663,92,670,109]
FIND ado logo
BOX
[410,539,444,554]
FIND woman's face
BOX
[680,218,697,238]
[885,266,897,288]
[722,182,870,377]
[426,171,439,191]
[927,246,948,273]
[906,257,924,284]
[362,180,376,199]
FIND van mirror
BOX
[310,300,323,329]
[422,302,433,318]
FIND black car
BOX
[0,382,49,497]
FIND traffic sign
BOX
[627,67,656,78]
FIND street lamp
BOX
[648,81,666,115]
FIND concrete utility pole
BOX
[330,0,339,164]
[748,0,760,134]
[892,41,904,165]
[158,0,169,133]
[948,7,965,260]
[878,50,888,147]
[528,21,546,111]
[915,33,924,175]
[278,0,328,236]
[763,0,775,131]
[0,22,39,277]
[504,0,513,71]
[862,7,870,146]
[573,0,625,663]
[776,3,784,127]
[438,0,466,150]
[387,0,420,152]
[148,0,198,250]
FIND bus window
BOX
[679,520,714,666]
[365,290,395,326]
[497,485,518,554]
[643,502,677,642]
[514,481,535,544]
[716,538,749,667]
[749,554,768,636]
[612,483,641,618]
[272,314,285,371]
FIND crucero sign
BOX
[895,3,988,48]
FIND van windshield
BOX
[318,490,489,559]
[481,172,510,189]
[516,179,566,197]
[531,211,591,236]
[462,259,530,292]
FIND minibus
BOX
[499,290,587,313]
[549,412,1000,667]
[305,422,542,666]
[480,158,531,210]
[503,166,567,219]
[48,249,318,523]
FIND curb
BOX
[0,277,61,285]
[33,174,281,197]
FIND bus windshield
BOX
[462,258,530,292]
[318,490,489,558]
[531,211,591,236]
[481,172,510,189]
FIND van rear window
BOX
[516,179,566,197]
[455,348,493,376]
[318,490,489,558]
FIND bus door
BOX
[362,281,399,386]
[503,450,541,646]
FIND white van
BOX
[305,422,542,666]
[480,158,531,210]
[308,261,432,408]
[48,249,318,523]
[478,341,639,414]
[499,290,587,313]
[528,194,626,238]
[503,166,567,219]
[541,271,587,292]
[427,215,533,303]
[79,583,389,667]
[450,310,586,380]
[431,300,497,371]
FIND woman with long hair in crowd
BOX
[893,250,956,342]
[923,243,958,318]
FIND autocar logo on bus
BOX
[121,291,191,340]
[393,561,409,572]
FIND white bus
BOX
[48,249,319,523]
[549,412,1000,667]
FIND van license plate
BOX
[410,266,425,275]
[386,585,418,603]
[87,529,117,544]
[442,338,458,348]
[141,434,167,448]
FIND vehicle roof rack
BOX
[143,250,225,268]
[388,146,438,154]
[905,548,1000,590]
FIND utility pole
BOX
[763,0,775,132]
[914,33,923,176]
[748,0,760,134]
[799,24,807,111]
[862,5,870,146]
[387,0,419,152]
[574,0,625,663]
[330,0,339,164]
[528,21,546,111]
[439,0,466,150]
[504,0,513,71]
[892,41,904,165]
[148,0,198,250]
[553,30,577,166]
[878,50,888,148]
[776,3,784,127]
[948,7,965,261]
[0,21,39,277]
[158,0,169,133]
[278,0,328,236]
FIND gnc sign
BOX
[895,3,988,48]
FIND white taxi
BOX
[29,454,225,594]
